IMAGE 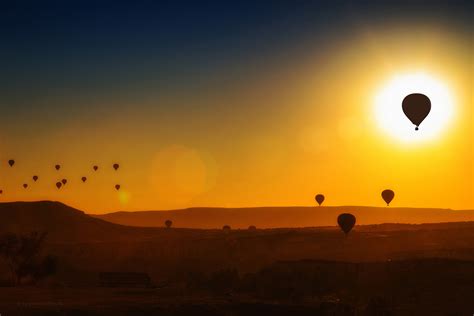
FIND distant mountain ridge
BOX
[94,205,474,229]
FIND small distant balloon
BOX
[61,179,67,185]
[93,165,98,171]
[23,183,28,189]
[115,184,121,191]
[113,163,119,171]
[0,190,3,194]
[8,160,15,167]
[381,189,395,206]
[81,176,87,182]
[315,194,325,206]
[165,219,172,228]
[402,93,431,131]
[55,164,61,171]
[32,175,38,182]
[337,213,356,236]
[56,182,62,189]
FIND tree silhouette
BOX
[248,225,257,230]
[0,232,57,285]
[223,225,231,231]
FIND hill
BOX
[0,201,160,242]
[94,206,474,229]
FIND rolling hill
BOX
[94,206,474,229]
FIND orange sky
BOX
[0,21,472,213]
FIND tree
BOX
[223,225,231,231]
[0,232,57,285]
[165,220,173,228]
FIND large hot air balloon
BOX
[23,183,28,189]
[402,93,431,130]
[113,163,119,171]
[32,175,38,182]
[55,164,61,171]
[81,176,87,182]
[93,165,98,171]
[337,213,356,236]
[8,160,15,167]
[61,179,67,185]
[381,189,395,206]
[115,184,121,191]
[315,194,325,206]
[56,182,62,189]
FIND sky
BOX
[0,1,472,213]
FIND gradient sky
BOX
[0,1,472,213]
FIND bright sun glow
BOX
[374,72,455,143]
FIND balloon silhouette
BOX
[0,190,3,194]
[61,179,67,185]
[56,182,62,189]
[337,213,356,236]
[23,184,28,189]
[81,176,87,182]
[8,160,15,167]
[113,163,119,171]
[381,189,395,206]
[165,220,172,228]
[93,165,98,171]
[315,194,325,206]
[115,184,121,190]
[55,164,61,171]
[32,175,38,182]
[402,93,431,130]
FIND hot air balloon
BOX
[113,163,119,171]
[56,182,62,189]
[337,213,356,236]
[165,220,172,228]
[61,179,67,185]
[0,190,3,194]
[81,176,87,182]
[315,194,325,206]
[115,184,120,190]
[23,184,28,189]
[381,189,395,206]
[32,175,38,182]
[8,160,15,167]
[402,93,431,130]
[93,165,98,171]
[55,164,61,171]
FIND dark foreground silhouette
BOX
[0,201,473,315]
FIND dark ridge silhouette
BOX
[95,206,474,229]
[402,93,431,130]
[0,201,159,242]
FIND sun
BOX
[374,72,455,143]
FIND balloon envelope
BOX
[165,220,172,228]
[113,163,119,170]
[8,160,15,167]
[337,213,356,235]
[0,190,3,194]
[55,164,61,170]
[115,184,120,190]
[33,175,38,182]
[23,184,28,189]
[61,179,67,185]
[402,93,431,130]
[315,194,325,206]
[381,189,395,206]
[93,165,98,171]
[81,177,87,182]
[56,182,62,189]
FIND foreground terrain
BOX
[0,201,473,315]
